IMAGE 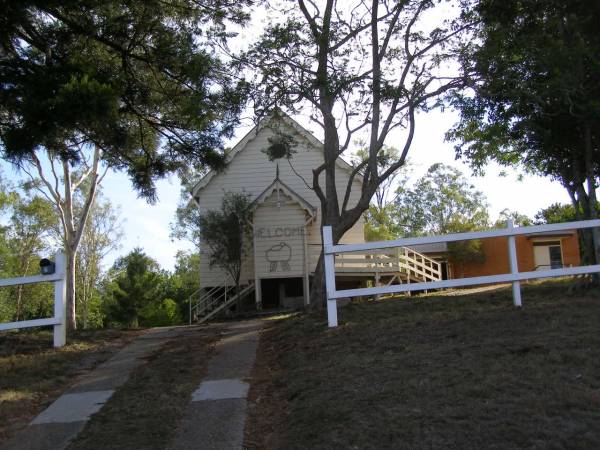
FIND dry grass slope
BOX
[0,329,139,444]
[246,279,600,450]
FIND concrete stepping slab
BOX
[31,390,114,425]
[192,379,249,401]
[205,325,262,380]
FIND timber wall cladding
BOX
[254,192,307,278]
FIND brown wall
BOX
[450,234,581,278]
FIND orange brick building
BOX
[448,230,581,279]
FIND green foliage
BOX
[364,205,400,242]
[103,248,167,328]
[0,0,251,200]
[534,203,579,225]
[163,250,201,323]
[263,132,297,161]
[393,163,489,236]
[494,209,533,228]
[102,248,189,328]
[199,192,253,290]
[140,298,182,328]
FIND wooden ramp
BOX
[333,246,442,284]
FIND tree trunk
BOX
[66,248,77,330]
[309,253,326,308]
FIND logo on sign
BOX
[266,242,292,272]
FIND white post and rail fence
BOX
[0,252,67,347]
[323,219,600,328]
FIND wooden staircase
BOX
[188,281,255,324]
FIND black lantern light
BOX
[39,258,56,275]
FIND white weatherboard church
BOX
[190,112,441,321]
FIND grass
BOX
[245,279,600,449]
[0,328,140,444]
[67,325,221,450]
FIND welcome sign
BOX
[254,226,305,239]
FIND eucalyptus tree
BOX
[393,163,489,237]
[74,191,123,329]
[0,0,251,328]
[243,0,475,305]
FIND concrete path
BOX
[1,327,184,450]
[170,320,263,450]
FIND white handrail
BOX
[198,281,255,324]
[323,219,600,327]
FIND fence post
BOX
[53,252,67,347]
[322,226,338,327]
[507,220,522,307]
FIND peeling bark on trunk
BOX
[29,146,106,331]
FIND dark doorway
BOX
[440,261,449,280]
[261,279,280,309]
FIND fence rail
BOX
[323,219,600,328]
[0,252,67,346]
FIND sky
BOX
[0,2,572,271]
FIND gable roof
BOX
[250,172,317,218]
[191,110,360,198]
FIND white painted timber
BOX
[507,220,522,307]
[0,252,67,347]
[0,273,62,287]
[253,191,307,278]
[323,226,338,327]
[53,252,67,347]
[0,317,59,331]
